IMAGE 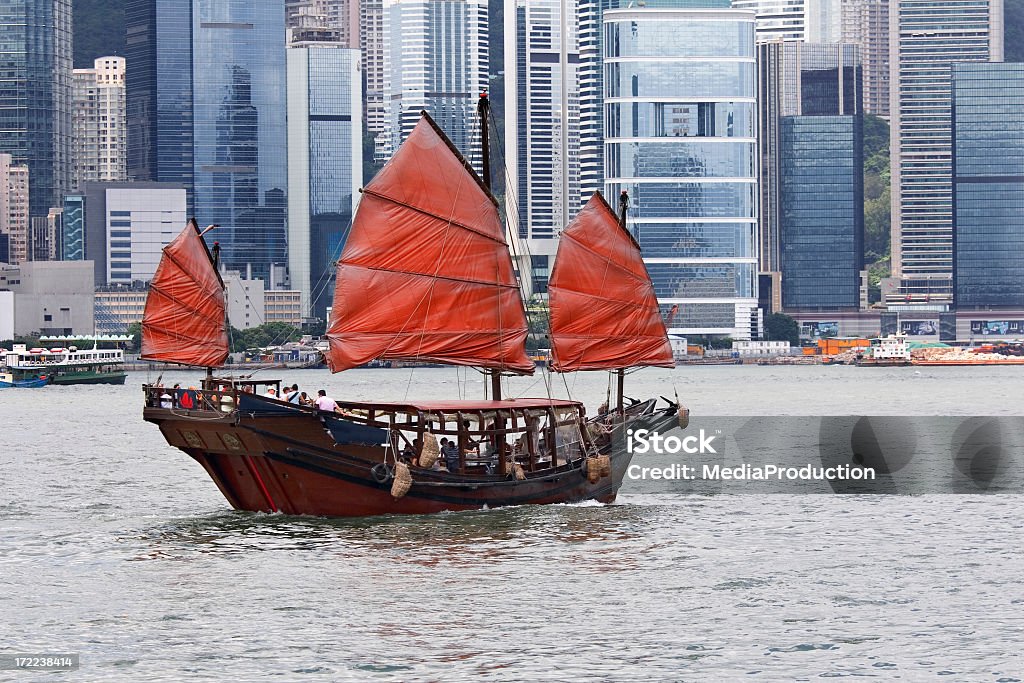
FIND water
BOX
[2,367,1023,681]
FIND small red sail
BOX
[325,115,533,374]
[548,192,674,372]
[141,219,229,367]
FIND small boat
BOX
[141,98,683,517]
[2,337,129,385]
[0,371,49,388]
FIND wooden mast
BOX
[615,190,629,415]
[478,92,503,404]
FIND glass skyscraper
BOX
[602,3,759,338]
[889,0,1003,306]
[757,42,860,278]
[0,0,72,219]
[780,116,863,310]
[952,62,1024,309]
[287,45,362,320]
[126,0,288,281]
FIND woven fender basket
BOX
[419,433,440,469]
[678,406,690,430]
[512,463,526,481]
[586,457,602,484]
[391,461,413,499]
[597,454,611,478]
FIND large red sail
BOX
[141,220,229,367]
[325,115,533,374]
[548,192,674,372]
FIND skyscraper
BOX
[889,0,1003,306]
[603,3,759,339]
[73,57,128,187]
[505,0,580,295]
[952,62,1024,309]
[0,0,72,220]
[379,0,489,170]
[287,44,363,320]
[126,1,288,281]
[758,42,861,276]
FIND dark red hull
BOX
[143,399,674,517]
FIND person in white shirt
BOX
[265,387,278,399]
[314,389,340,413]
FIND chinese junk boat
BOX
[142,99,681,517]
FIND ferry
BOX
[2,335,131,386]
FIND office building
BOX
[840,0,889,118]
[780,116,863,310]
[125,1,288,281]
[287,44,362,320]
[0,0,72,220]
[379,0,489,170]
[505,0,581,295]
[953,62,1024,309]
[81,181,187,286]
[603,3,759,338]
[732,0,806,43]
[889,0,1003,306]
[0,260,95,336]
[758,42,861,277]
[73,57,128,187]
[0,154,30,264]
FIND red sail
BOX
[141,220,229,367]
[548,192,674,372]
[325,115,533,374]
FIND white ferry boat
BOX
[2,335,130,386]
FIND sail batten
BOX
[548,192,674,372]
[140,219,229,368]
[326,115,533,375]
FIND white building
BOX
[732,0,807,43]
[602,6,760,339]
[287,43,362,320]
[0,154,30,265]
[72,56,127,188]
[223,270,267,331]
[379,0,489,170]
[0,290,13,341]
[504,0,581,296]
[732,339,790,356]
[0,260,95,336]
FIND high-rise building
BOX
[780,116,863,310]
[952,62,1024,309]
[731,0,806,42]
[0,0,72,220]
[0,154,30,264]
[505,0,581,295]
[840,0,889,118]
[286,0,360,47]
[126,1,288,281]
[889,0,1003,307]
[287,44,363,320]
[361,0,387,138]
[603,3,759,339]
[379,0,489,170]
[61,194,85,261]
[757,42,861,276]
[73,57,128,188]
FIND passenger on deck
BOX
[299,391,313,406]
[159,392,173,409]
[314,389,341,413]
[284,384,300,404]
[264,387,278,398]
[441,438,459,472]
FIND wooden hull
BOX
[143,400,676,517]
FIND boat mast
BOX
[477,92,502,403]
[615,190,630,415]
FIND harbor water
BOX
[2,366,1023,681]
